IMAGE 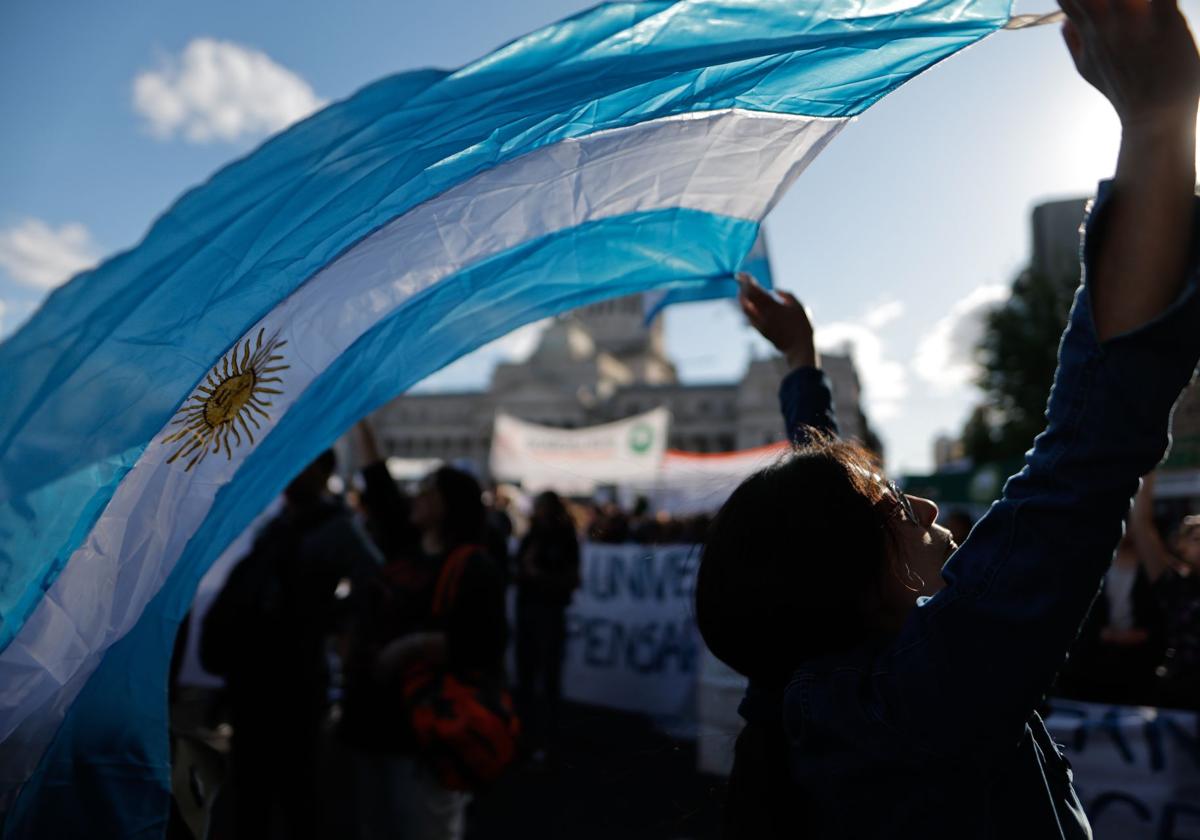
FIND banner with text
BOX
[490,408,669,494]
[562,542,700,718]
[1044,701,1200,837]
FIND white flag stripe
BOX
[0,108,845,787]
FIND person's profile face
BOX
[879,486,955,600]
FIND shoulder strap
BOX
[431,544,482,618]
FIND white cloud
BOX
[817,320,908,421]
[492,318,551,362]
[0,219,99,289]
[912,284,1010,393]
[862,299,905,330]
[133,39,325,143]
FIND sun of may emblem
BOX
[162,328,289,470]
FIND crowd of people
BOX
[581,500,712,546]
[197,421,582,838]
[190,350,1200,840]
[1058,472,1200,711]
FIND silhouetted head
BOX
[284,449,337,506]
[1175,515,1200,569]
[411,466,485,548]
[695,432,954,686]
[532,490,571,530]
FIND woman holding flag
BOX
[697,0,1200,836]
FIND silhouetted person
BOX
[515,490,581,758]
[344,464,507,840]
[200,450,379,839]
[1129,472,1200,710]
[1058,526,1166,705]
[484,484,515,587]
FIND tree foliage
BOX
[961,269,1079,464]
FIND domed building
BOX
[367,294,880,479]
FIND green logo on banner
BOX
[628,422,654,455]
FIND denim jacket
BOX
[747,182,1200,838]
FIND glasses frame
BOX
[884,479,918,525]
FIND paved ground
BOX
[466,703,724,839]
[181,696,725,839]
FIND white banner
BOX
[562,542,701,719]
[1044,700,1200,837]
[490,408,670,494]
[620,443,790,516]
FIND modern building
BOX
[1030,194,1200,501]
[367,294,880,480]
[1030,197,1090,280]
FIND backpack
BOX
[401,545,520,791]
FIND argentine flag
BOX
[642,229,775,325]
[0,0,1015,834]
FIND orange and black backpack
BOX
[401,544,520,791]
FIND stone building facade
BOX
[369,294,878,478]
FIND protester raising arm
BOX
[1063,0,1200,340]
[825,0,1200,754]
[738,276,839,442]
[354,418,418,560]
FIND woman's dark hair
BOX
[695,432,899,686]
[430,466,485,548]
[532,490,573,533]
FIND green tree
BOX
[962,269,1079,464]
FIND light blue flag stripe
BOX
[6,207,760,837]
[0,0,1015,833]
[642,228,775,325]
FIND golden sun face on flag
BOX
[162,328,289,470]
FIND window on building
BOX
[718,434,735,452]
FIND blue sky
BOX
[3,0,1196,473]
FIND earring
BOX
[900,565,924,593]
